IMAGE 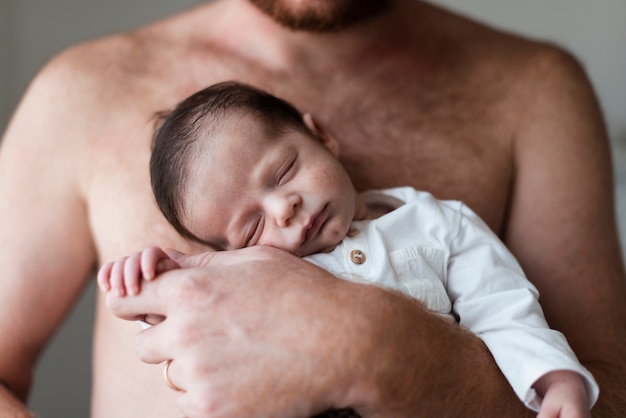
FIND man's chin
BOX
[247,0,391,33]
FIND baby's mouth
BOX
[302,204,329,246]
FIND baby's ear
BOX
[303,113,340,156]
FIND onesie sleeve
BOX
[444,202,599,411]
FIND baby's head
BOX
[151,81,364,256]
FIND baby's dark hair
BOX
[150,81,311,244]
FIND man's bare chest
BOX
[286,80,514,228]
[89,62,514,259]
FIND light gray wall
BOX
[0,0,14,130]
[1,1,624,417]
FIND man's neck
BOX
[209,0,413,73]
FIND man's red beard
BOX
[248,0,391,32]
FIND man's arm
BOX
[0,54,97,415]
[503,46,626,416]
[108,246,533,418]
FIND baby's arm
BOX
[97,246,181,296]
[535,370,590,418]
[445,201,598,412]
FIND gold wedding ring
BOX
[163,359,184,392]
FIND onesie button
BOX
[347,227,359,237]
[350,249,366,265]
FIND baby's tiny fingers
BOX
[110,257,128,297]
[97,262,114,292]
[141,247,167,280]
[124,252,143,295]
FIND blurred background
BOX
[1,0,624,416]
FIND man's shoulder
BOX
[423,2,584,79]
[446,12,590,126]
[411,3,587,105]
[469,21,585,93]
[491,35,586,89]
[40,3,211,94]
[27,23,196,129]
[40,30,157,93]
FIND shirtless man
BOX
[1,1,624,417]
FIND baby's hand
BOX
[97,246,181,296]
[536,370,590,418]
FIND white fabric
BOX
[305,187,599,411]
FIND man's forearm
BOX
[353,287,535,417]
[107,247,537,417]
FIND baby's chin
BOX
[301,234,345,257]
[299,221,351,257]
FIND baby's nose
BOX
[265,192,301,228]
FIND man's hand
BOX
[106,245,526,418]
[106,246,373,417]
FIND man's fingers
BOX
[142,313,166,326]
[106,273,170,321]
[133,324,171,364]
[169,247,218,268]
[156,258,182,276]
[163,248,188,262]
